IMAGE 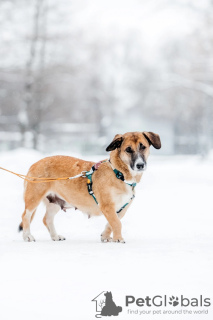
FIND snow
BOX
[0,149,212,320]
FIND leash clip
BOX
[81,171,87,177]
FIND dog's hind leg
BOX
[18,209,36,232]
[22,209,37,242]
[21,183,47,242]
[43,200,66,241]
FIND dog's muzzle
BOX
[133,157,147,172]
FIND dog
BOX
[18,131,161,242]
[101,291,122,316]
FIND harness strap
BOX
[86,160,136,213]
[116,195,135,213]
[109,159,137,188]
[113,168,137,188]
[86,165,99,205]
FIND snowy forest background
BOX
[0,0,213,156]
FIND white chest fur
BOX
[113,184,134,213]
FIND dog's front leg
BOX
[101,223,112,242]
[101,206,128,243]
[100,203,125,243]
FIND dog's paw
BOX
[113,237,125,243]
[101,235,112,243]
[52,235,66,241]
[23,234,36,242]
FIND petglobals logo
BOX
[125,295,211,308]
[125,295,211,317]
[92,291,122,318]
[92,293,211,318]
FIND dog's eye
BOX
[125,147,133,153]
[139,143,146,150]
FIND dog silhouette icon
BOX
[101,291,122,316]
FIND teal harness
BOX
[85,160,136,214]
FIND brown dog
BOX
[19,131,161,242]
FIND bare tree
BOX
[99,299,105,309]
[20,0,48,148]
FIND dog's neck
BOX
[109,150,142,183]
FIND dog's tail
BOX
[18,222,23,232]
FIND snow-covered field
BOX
[0,149,212,320]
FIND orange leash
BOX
[0,166,84,183]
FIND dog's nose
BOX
[136,163,144,170]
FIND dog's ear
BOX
[106,134,123,152]
[143,132,161,149]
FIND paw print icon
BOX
[169,296,179,307]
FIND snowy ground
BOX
[0,149,212,320]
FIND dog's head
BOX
[104,291,112,300]
[106,131,161,172]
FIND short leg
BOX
[43,202,66,241]
[100,202,125,243]
[101,206,128,243]
[22,209,36,242]
[101,223,112,242]
[21,182,48,242]
[19,209,36,232]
